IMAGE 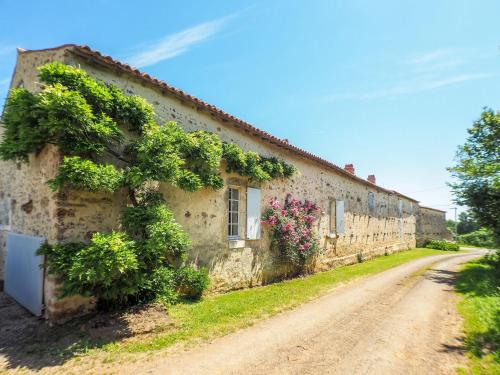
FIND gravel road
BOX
[130,250,485,375]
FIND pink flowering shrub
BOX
[261,193,320,265]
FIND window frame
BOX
[228,187,240,240]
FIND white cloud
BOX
[125,15,234,68]
[404,48,466,74]
[327,73,491,101]
[404,48,454,65]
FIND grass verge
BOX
[456,256,500,375]
[103,248,453,354]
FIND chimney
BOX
[367,174,376,184]
[344,163,355,175]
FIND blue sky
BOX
[1,0,499,219]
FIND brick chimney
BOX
[344,163,355,175]
[367,174,376,184]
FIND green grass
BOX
[455,256,500,375]
[101,248,452,354]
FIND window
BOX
[330,199,345,234]
[0,198,11,230]
[368,192,375,214]
[246,187,261,240]
[228,188,240,239]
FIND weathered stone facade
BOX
[0,45,449,318]
[416,206,453,247]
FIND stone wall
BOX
[416,206,452,247]
[0,46,447,318]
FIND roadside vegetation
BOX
[425,240,460,251]
[0,248,455,373]
[456,255,500,375]
[102,248,452,354]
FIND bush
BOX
[425,240,460,251]
[64,232,140,302]
[141,267,179,305]
[37,241,86,276]
[458,228,499,249]
[121,201,191,266]
[175,266,210,299]
[262,193,320,265]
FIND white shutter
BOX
[246,187,261,239]
[336,200,345,234]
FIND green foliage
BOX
[446,219,457,235]
[449,108,500,245]
[222,143,296,182]
[121,195,190,267]
[141,267,179,305]
[456,258,500,373]
[38,62,154,133]
[37,241,86,277]
[458,228,499,249]
[0,85,123,161]
[425,240,460,251]
[175,266,210,299]
[41,232,141,302]
[457,211,481,235]
[0,89,46,161]
[129,122,225,191]
[49,156,123,192]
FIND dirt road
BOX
[127,250,484,375]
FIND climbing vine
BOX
[0,62,297,305]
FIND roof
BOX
[418,206,447,213]
[18,44,419,202]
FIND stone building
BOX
[0,45,450,319]
[416,206,453,246]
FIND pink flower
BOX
[304,215,316,225]
[270,199,281,209]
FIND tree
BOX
[456,211,480,235]
[449,108,500,245]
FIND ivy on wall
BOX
[0,62,297,305]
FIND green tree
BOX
[446,219,457,235]
[449,108,500,245]
[456,211,480,235]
